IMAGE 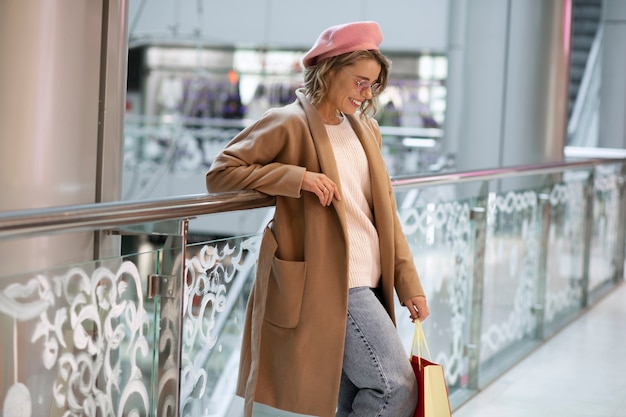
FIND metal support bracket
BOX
[469,206,486,220]
[148,274,177,299]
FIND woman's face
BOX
[320,58,382,116]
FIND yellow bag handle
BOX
[411,319,432,370]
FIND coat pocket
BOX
[264,256,307,329]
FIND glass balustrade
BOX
[0,252,160,416]
[177,162,625,414]
[0,220,187,417]
[0,160,623,416]
[179,234,261,417]
[588,164,622,294]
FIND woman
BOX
[205,21,430,417]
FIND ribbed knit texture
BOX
[326,118,381,288]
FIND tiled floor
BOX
[453,281,626,417]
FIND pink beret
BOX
[302,21,383,68]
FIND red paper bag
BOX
[410,320,452,417]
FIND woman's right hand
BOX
[301,171,341,206]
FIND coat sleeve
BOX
[205,109,307,199]
[390,184,426,303]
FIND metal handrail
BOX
[0,158,623,239]
[391,157,623,189]
[0,191,275,239]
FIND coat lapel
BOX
[296,90,348,232]
[346,114,390,214]
[296,90,341,181]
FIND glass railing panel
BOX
[478,181,544,382]
[0,250,160,417]
[588,164,621,294]
[394,185,476,406]
[179,233,262,417]
[543,171,588,331]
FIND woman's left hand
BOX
[403,296,429,322]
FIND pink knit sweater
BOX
[326,118,381,288]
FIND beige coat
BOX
[205,89,425,417]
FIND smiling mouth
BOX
[349,98,362,107]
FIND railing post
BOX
[614,163,626,284]
[176,219,189,415]
[533,192,552,340]
[580,171,596,308]
[149,219,188,417]
[466,182,488,390]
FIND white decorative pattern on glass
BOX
[179,235,261,416]
[480,190,539,360]
[589,171,619,289]
[0,261,152,417]
[399,200,472,388]
[545,181,586,322]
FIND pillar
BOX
[444,0,572,171]
[0,0,128,275]
[598,0,626,149]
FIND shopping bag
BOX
[410,320,452,417]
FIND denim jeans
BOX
[336,287,418,417]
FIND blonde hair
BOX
[303,50,390,118]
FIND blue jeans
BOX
[337,287,418,417]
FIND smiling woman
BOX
[205,21,429,417]
[310,58,383,125]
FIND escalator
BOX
[568,0,603,117]
[567,0,604,147]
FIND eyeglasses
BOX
[343,68,382,95]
